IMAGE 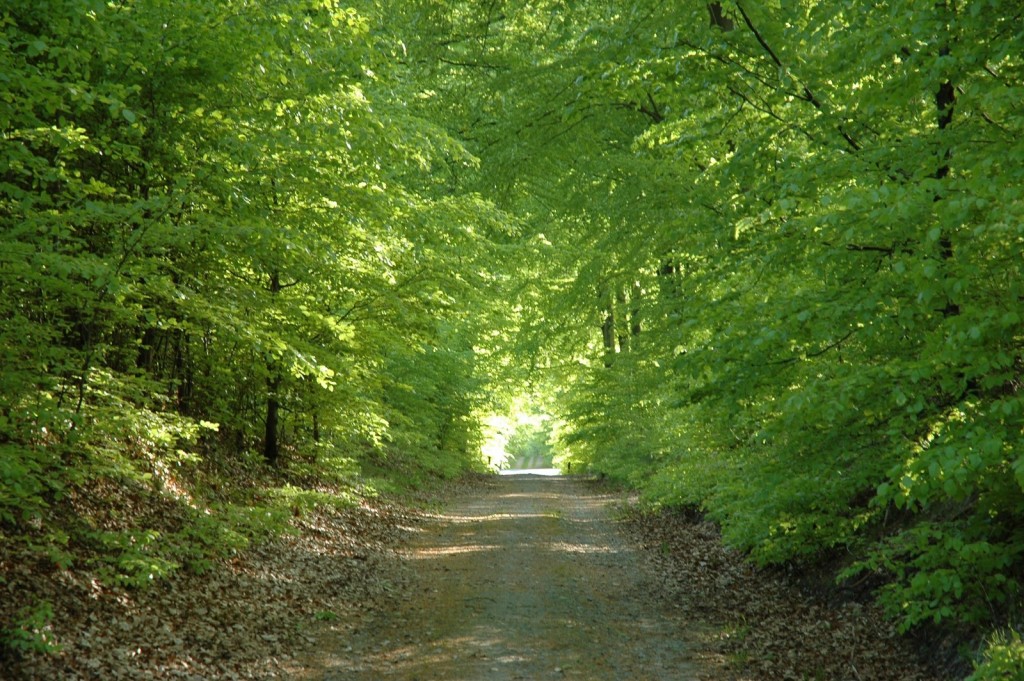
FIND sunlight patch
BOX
[498,467,561,477]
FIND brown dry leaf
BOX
[625,507,948,681]
[0,499,421,681]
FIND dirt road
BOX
[295,474,710,680]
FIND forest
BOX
[1,0,1022,677]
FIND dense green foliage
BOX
[0,0,519,653]
[2,0,1022,675]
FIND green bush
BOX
[968,630,1024,681]
[841,523,1022,632]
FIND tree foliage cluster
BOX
[0,0,524,652]
[410,0,1023,674]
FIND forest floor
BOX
[3,474,949,680]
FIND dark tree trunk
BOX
[600,286,617,368]
[708,2,734,31]
[264,270,282,466]
[264,375,280,466]
[174,330,194,413]
[934,40,959,317]
[630,281,642,337]
[139,327,158,370]
[616,288,630,353]
[658,256,682,301]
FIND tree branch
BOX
[734,2,861,152]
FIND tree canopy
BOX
[2,0,1022,676]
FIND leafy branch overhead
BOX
[2,0,1023,678]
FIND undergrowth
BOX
[0,431,466,659]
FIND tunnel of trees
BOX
[2,0,1023,675]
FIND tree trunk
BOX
[616,287,630,353]
[600,287,617,367]
[630,281,642,337]
[264,374,280,466]
[707,2,734,31]
[264,270,282,466]
[658,256,682,301]
[934,37,959,317]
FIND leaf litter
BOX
[1,497,422,680]
[626,507,948,681]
